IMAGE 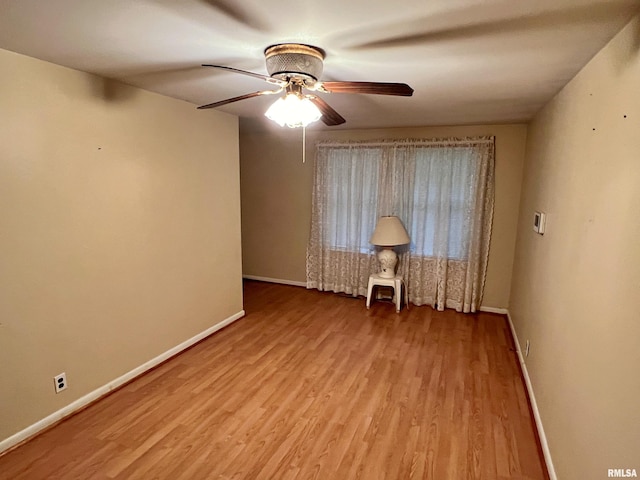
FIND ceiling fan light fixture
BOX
[265,93,322,128]
[264,43,325,81]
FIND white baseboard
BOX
[479,306,509,314]
[506,311,557,480]
[243,275,307,288]
[0,310,245,455]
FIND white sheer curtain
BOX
[306,137,495,313]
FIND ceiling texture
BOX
[1,0,639,129]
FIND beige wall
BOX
[509,16,640,479]
[240,122,527,309]
[0,49,243,442]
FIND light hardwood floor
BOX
[0,281,548,479]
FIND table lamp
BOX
[370,216,410,279]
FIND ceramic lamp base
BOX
[377,248,398,278]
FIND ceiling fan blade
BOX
[201,64,287,86]
[197,90,277,110]
[308,96,346,126]
[320,81,413,96]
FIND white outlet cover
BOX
[54,373,68,393]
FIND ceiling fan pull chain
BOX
[302,125,306,163]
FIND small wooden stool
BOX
[366,274,408,312]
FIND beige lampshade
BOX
[370,216,410,246]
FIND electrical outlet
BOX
[54,373,67,393]
[525,340,530,358]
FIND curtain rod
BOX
[317,136,494,148]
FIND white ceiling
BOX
[1,0,638,130]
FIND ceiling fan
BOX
[197,43,414,127]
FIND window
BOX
[409,146,475,259]
[322,144,476,259]
[325,148,380,252]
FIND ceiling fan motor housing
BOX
[264,43,324,81]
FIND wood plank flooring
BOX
[0,281,548,479]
